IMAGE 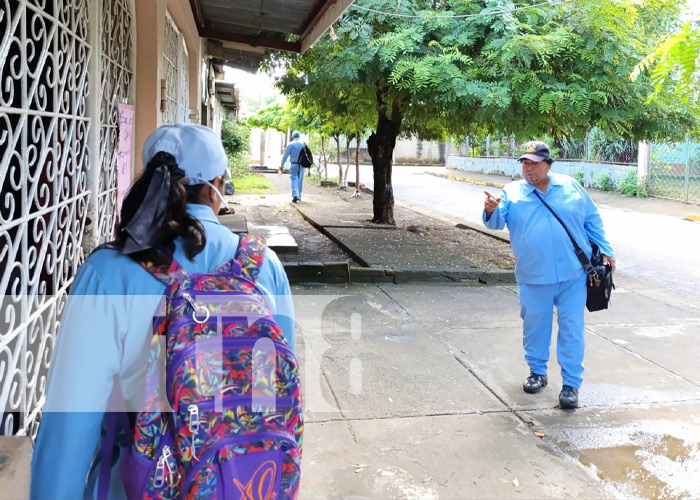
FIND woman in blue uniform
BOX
[483,141,615,409]
[31,124,295,499]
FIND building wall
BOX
[134,0,203,174]
[250,128,285,168]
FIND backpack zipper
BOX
[186,395,297,461]
[183,431,300,492]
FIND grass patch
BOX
[231,175,275,194]
[307,175,340,187]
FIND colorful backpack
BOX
[102,234,303,499]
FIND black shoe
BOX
[559,385,579,409]
[523,373,548,394]
[292,197,298,203]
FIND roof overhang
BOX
[214,82,240,113]
[189,0,356,72]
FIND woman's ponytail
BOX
[116,152,206,265]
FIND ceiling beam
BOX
[188,0,205,29]
[221,41,267,55]
[300,0,356,53]
[200,28,302,53]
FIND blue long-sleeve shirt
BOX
[280,139,305,167]
[483,173,614,284]
[31,204,295,500]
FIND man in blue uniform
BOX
[280,131,306,203]
[482,141,615,409]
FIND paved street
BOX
[348,165,700,300]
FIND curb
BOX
[424,171,505,189]
[283,262,350,284]
[283,262,516,285]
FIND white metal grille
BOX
[162,12,188,125]
[180,37,189,123]
[97,0,133,241]
[1,0,92,438]
[0,0,133,438]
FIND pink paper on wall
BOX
[117,104,135,216]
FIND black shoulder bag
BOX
[532,191,614,312]
[297,144,313,168]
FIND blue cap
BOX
[142,124,230,183]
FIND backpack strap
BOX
[232,234,267,282]
[138,258,188,286]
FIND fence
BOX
[455,131,639,165]
[646,140,700,203]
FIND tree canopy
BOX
[266,0,698,222]
[632,20,700,119]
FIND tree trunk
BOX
[353,131,361,197]
[342,136,351,188]
[368,94,402,225]
[334,134,343,185]
[321,135,328,179]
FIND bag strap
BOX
[531,190,597,277]
[138,258,188,286]
[231,233,267,282]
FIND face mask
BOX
[185,177,230,210]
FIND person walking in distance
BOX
[482,141,615,409]
[281,131,306,203]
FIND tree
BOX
[271,0,696,224]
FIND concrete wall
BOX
[394,137,446,164]
[250,128,285,167]
[447,156,637,188]
[134,0,203,174]
[349,137,447,165]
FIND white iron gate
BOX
[0,0,134,438]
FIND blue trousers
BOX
[517,271,587,388]
[290,163,304,199]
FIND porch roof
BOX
[189,0,356,71]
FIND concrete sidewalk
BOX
[295,274,700,499]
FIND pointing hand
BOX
[484,191,501,215]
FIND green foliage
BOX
[587,128,638,163]
[268,0,696,145]
[247,103,289,132]
[572,170,585,185]
[632,22,700,115]
[221,119,251,156]
[618,170,649,197]
[594,171,616,191]
[227,151,251,178]
[220,118,252,178]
